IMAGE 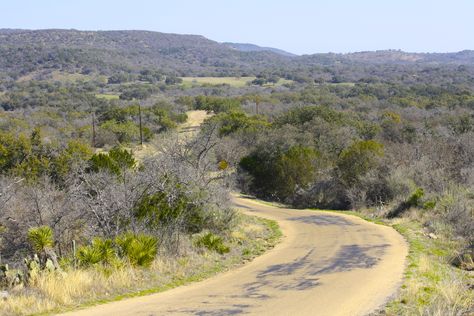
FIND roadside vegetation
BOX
[0,214,280,315]
[190,88,473,314]
[0,29,473,315]
[0,118,282,315]
[386,218,473,315]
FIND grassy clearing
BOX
[95,94,120,100]
[325,82,356,87]
[0,214,281,316]
[16,71,106,83]
[180,77,293,88]
[49,72,103,83]
[181,76,256,88]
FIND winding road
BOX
[63,195,408,316]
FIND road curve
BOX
[62,196,408,316]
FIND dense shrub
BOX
[194,232,230,254]
[77,238,116,267]
[115,233,158,267]
[194,96,241,113]
[336,140,384,187]
[89,146,136,177]
[205,111,270,136]
[387,187,425,218]
[240,145,319,201]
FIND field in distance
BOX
[181,76,293,88]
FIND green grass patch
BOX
[95,94,120,100]
[181,76,256,88]
[325,82,356,87]
[385,219,473,315]
[180,77,294,88]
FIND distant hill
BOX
[0,29,290,78]
[0,29,473,81]
[222,42,297,57]
[300,49,474,65]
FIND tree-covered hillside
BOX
[0,29,290,78]
[1,29,474,84]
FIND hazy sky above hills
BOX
[1,0,473,55]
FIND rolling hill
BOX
[0,29,473,81]
[0,29,290,78]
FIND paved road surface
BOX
[62,196,408,316]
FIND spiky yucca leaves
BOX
[77,238,116,267]
[115,232,158,267]
[27,226,54,253]
[195,232,230,254]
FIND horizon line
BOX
[1,27,473,56]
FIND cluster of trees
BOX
[0,80,108,111]
[107,71,183,85]
[0,128,92,182]
[0,78,189,150]
[0,126,233,266]
[250,73,280,86]
[201,100,473,249]
[177,95,242,113]
[94,102,187,145]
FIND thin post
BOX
[255,95,260,115]
[138,104,143,146]
[92,112,96,148]
[72,240,77,269]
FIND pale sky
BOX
[1,0,473,55]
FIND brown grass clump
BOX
[0,214,279,316]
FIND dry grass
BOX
[0,214,280,316]
[15,71,106,83]
[181,77,256,88]
[180,77,293,88]
[95,94,120,100]
[0,268,137,315]
[386,218,474,315]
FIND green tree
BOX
[336,140,384,186]
[52,140,93,182]
[240,145,319,200]
[206,111,269,136]
[89,146,136,178]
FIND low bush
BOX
[27,226,54,254]
[77,238,116,267]
[194,232,230,254]
[77,233,158,268]
[116,232,158,267]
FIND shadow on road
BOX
[288,215,357,226]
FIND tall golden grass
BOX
[0,266,137,315]
[0,215,277,316]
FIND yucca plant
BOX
[27,226,54,253]
[116,232,158,267]
[77,237,116,267]
[195,232,230,255]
